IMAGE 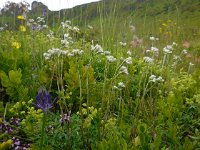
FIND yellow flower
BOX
[159,27,163,33]
[162,23,167,27]
[167,19,172,23]
[17,15,24,20]
[12,42,21,49]
[19,25,26,32]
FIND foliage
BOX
[0,0,200,149]
[0,69,29,102]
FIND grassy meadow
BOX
[0,0,200,149]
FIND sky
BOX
[0,0,101,11]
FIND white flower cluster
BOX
[61,20,80,33]
[173,55,181,61]
[88,25,93,29]
[0,24,8,31]
[91,44,104,54]
[47,30,54,40]
[124,57,132,64]
[120,57,132,65]
[150,36,159,41]
[163,42,178,54]
[163,45,173,54]
[61,20,72,29]
[61,33,73,48]
[119,66,129,75]
[143,57,154,64]
[113,82,125,90]
[146,46,159,54]
[68,49,84,57]
[43,48,68,60]
[127,50,132,56]
[149,75,164,82]
[119,42,127,47]
[91,44,118,63]
[172,42,178,47]
[151,46,159,52]
[27,18,48,31]
[37,17,45,23]
[29,19,34,23]
[104,51,111,55]
[72,26,79,32]
[106,55,116,63]
[189,62,194,66]
[182,49,188,54]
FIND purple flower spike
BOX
[42,8,47,16]
[35,87,56,112]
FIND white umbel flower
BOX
[182,49,188,54]
[124,57,132,64]
[172,42,178,47]
[119,42,127,46]
[156,76,164,82]
[88,25,93,29]
[150,37,159,41]
[143,57,154,64]
[127,50,132,56]
[118,82,125,88]
[106,55,116,63]
[113,86,119,90]
[72,26,79,32]
[163,47,172,54]
[72,49,84,56]
[150,36,155,41]
[163,45,173,54]
[189,62,194,66]
[29,19,34,23]
[149,75,164,82]
[149,75,157,82]
[119,66,129,75]
[151,47,159,52]
[104,51,111,55]
[91,44,104,54]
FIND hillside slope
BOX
[0,0,200,40]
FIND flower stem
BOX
[40,113,46,150]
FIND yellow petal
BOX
[19,25,26,32]
[17,15,24,20]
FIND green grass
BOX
[0,0,200,149]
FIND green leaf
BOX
[137,123,147,134]
[0,71,10,87]
[8,69,22,86]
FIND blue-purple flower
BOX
[35,87,56,112]
[10,117,20,126]
[12,137,30,150]
[32,23,37,30]
[42,8,47,16]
